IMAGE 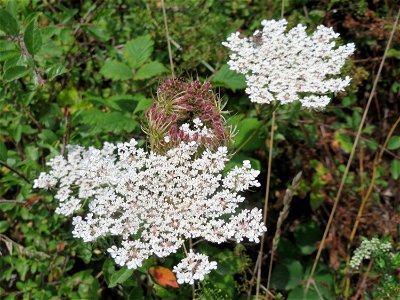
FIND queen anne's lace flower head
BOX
[223,19,355,108]
[33,135,266,283]
[173,250,217,284]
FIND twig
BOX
[354,260,373,300]
[267,172,302,289]
[0,160,30,183]
[0,234,50,259]
[161,0,175,78]
[61,107,70,156]
[14,36,45,86]
[0,199,25,204]
[256,110,276,297]
[305,8,400,293]
[353,54,397,63]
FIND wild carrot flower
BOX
[173,250,218,284]
[223,19,355,108]
[34,134,266,282]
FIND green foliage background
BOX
[0,0,399,299]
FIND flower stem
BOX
[256,110,276,297]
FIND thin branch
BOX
[0,160,30,183]
[161,0,175,77]
[305,8,400,293]
[0,199,25,204]
[61,107,70,156]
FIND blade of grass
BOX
[161,0,175,78]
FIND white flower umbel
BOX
[350,237,392,269]
[34,137,266,283]
[223,19,355,108]
[173,250,217,284]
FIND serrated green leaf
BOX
[134,61,167,80]
[390,160,400,180]
[46,64,67,80]
[124,35,154,69]
[24,20,42,55]
[109,267,134,288]
[387,136,400,150]
[78,109,137,134]
[0,49,20,62]
[0,9,19,35]
[133,94,153,113]
[3,66,29,82]
[3,55,23,71]
[0,140,7,161]
[211,64,246,90]
[100,60,132,81]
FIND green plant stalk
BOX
[256,110,276,297]
[344,115,400,298]
[305,8,400,293]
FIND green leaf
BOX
[133,94,153,113]
[233,117,263,151]
[288,286,320,300]
[107,95,137,112]
[24,20,42,55]
[224,154,261,174]
[3,66,29,82]
[46,64,67,80]
[78,109,137,134]
[109,267,134,288]
[390,160,400,180]
[0,9,19,35]
[134,61,167,80]
[293,221,322,255]
[0,220,10,233]
[0,140,7,161]
[3,55,23,71]
[211,64,246,90]
[387,136,400,150]
[77,242,92,264]
[270,260,303,290]
[0,49,20,62]
[102,258,116,285]
[100,60,132,81]
[124,35,154,69]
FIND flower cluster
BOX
[33,137,266,281]
[223,19,355,108]
[350,237,392,269]
[173,250,217,284]
[146,79,231,152]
